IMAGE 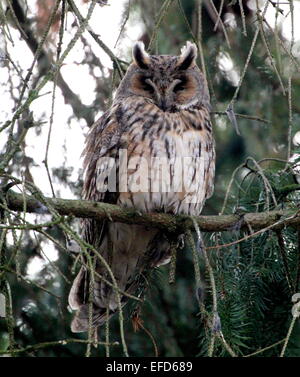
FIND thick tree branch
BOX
[4,190,300,233]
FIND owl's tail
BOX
[68,223,171,333]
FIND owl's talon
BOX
[229,214,245,232]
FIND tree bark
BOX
[5,190,300,233]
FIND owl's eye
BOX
[140,76,154,93]
[173,76,188,93]
[173,82,185,93]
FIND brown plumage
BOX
[68,41,215,332]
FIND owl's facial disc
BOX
[125,41,203,111]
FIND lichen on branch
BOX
[5,190,300,235]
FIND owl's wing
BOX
[69,107,125,326]
[78,105,126,252]
[82,106,124,204]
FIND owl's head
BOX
[115,41,210,112]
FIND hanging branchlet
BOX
[275,230,294,294]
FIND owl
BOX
[68,41,215,332]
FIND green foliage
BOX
[197,163,300,356]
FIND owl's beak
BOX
[159,80,182,111]
[159,98,169,111]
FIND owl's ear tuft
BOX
[177,41,197,70]
[132,41,150,69]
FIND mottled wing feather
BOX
[70,107,123,321]
[80,108,122,250]
[82,105,123,203]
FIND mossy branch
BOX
[5,190,300,233]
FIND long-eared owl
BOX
[68,41,215,332]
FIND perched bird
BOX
[68,41,215,332]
